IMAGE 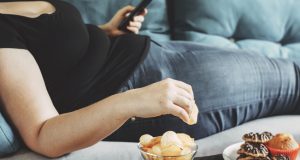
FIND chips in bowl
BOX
[138,131,198,160]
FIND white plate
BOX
[223,142,243,160]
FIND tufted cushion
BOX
[171,0,300,64]
[0,112,20,157]
[62,0,171,41]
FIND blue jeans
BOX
[105,41,300,142]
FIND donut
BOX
[237,142,269,157]
[243,132,274,143]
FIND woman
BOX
[0,0,299,158]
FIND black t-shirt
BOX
[0,0,150,113]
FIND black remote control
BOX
[118,0,152,32]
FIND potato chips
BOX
[139,131,197,160]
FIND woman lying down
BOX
[0,0,299,158]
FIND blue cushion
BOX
[62,0,171,41]
[171,0,300,62]
[0,112,20,157]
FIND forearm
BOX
[34,91,135,158]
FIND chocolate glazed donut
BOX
[238,142,269,157]
[243,132,274,143]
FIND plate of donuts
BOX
[223,132,299,160]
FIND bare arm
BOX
[0,49,195,158]
[0,49,136,157]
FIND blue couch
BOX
[1,0,300,159]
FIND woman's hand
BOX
[100,6,147,37]
[125,78,196,124]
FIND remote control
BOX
[118,0,152,32]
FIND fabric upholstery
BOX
[62,0,171,41]
[1,116,300,159]
[171,0,300,64]
[0,112,20,157]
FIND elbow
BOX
[41,151,66,159]
[24,137,67,158]
[37,148,66,158]
[28,143,67,158]
[22,121,68,158]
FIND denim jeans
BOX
[105,41,300,142]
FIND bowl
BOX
[138,143,198,160]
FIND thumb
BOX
[118,5,135,16]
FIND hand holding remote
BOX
[118,0,152,32]
[99,5,147,36]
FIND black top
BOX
[0,0,150,113]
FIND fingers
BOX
[127,26,139,34]
[174,84,193,101]
[169,104,190,123]
[117,6,147,34]
[141,8,148,16]
[173,86,194,114]
[163,78,194,100]
[172,84,194,114]
[127,15,144,34]
[124,7,148,17]
[172,94,192,114]
[172,79,194,99]
[126,15,144,34]
[127,18,143,33]
[133,16,145,23]
[129,21,142,29]
[161,78,195,122]
[121,6,147,19]
[119,5,135,16]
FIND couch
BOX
[1,0,300,159]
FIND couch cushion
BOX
[0,112,20,157]
[171,0,300,63]
[2,116,300,160]
[62,0,171,41]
